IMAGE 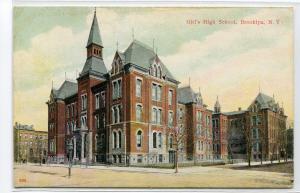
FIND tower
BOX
[80,9,107,78]
[77,9,108,164]
[214,96,221,113]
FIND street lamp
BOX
[67,140,73,178]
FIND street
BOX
[14,162,293,188]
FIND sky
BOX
[13,7,294,131]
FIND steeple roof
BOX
[214,96,221,108]
[120,39,177,82]
[178,86,203,105]
[86,10,103,47]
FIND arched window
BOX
[118,130,122,148]
[158,133,162,148]
[153,132,157,148]
[136,130,142,147]
[113,131,117,149]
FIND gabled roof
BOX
[54,80,78,100]
[121,40,176,81]
[81,57,107,77]
[86,11,103,47]
[178,86,202,105]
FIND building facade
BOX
[14,122,48,163]
[47,10,289,165]
[212,97,228,160]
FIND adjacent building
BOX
[212,97,228,160]
[14,122,48,163]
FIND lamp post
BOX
[67,140,73,178]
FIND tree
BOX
[173,126,186,173]
[243,118,252,167]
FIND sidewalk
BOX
[21,159,293,174]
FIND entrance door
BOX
[169,150,175,163]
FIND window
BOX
[157,86,162,101]
[152,83,162,101]
[153,132,157,148]
[196,124,201,135]
[112,79,122,99]
[81,115,87,128]
[118,130,122,148]
[158,133,162,148]
[136,130,142,147]
[136,104,142,122]
[136,79,142,97]
[152,84,156,100]
[81,94,87,110]
[252,116,257,126]
[197,111,202,122]
[95,115,100,129]
[169,134,173,148]
[112,105,121,124]
[101,91,105,107]
[206,115,210,126]
[157,109,162,124]
[168,90,173,106]
[95,93,100,109]
[152,108,157,123]
[168,111,173,127]
[113,131,117,149]
[257,115,262,124]
[95,135,98,151]
[159,154,163,162]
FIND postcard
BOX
[13,6,294,188]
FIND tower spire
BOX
[86,9,103,48]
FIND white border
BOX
[0,1,299,193]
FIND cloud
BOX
[13,7,294,131]
[161,8,293,120]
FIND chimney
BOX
[238,107,242,111]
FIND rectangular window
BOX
[197,111,202,122]
[159,154,163,163]
[136,79,142,97]
[101,91,106,107]
[157,85,162,101]
[152,108,157,123]
[168,90,173,105]
[81,94,87,111]
[152,84,156,100]
[257,115,262,124]
[136,105,142,122]
[157,109,162,124]
[252,116,257,126]
[197,124,201,135]
[95,93,100,109]
[168,111,173,127]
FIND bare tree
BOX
[243,118,252,167]
[173,126,186,173]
